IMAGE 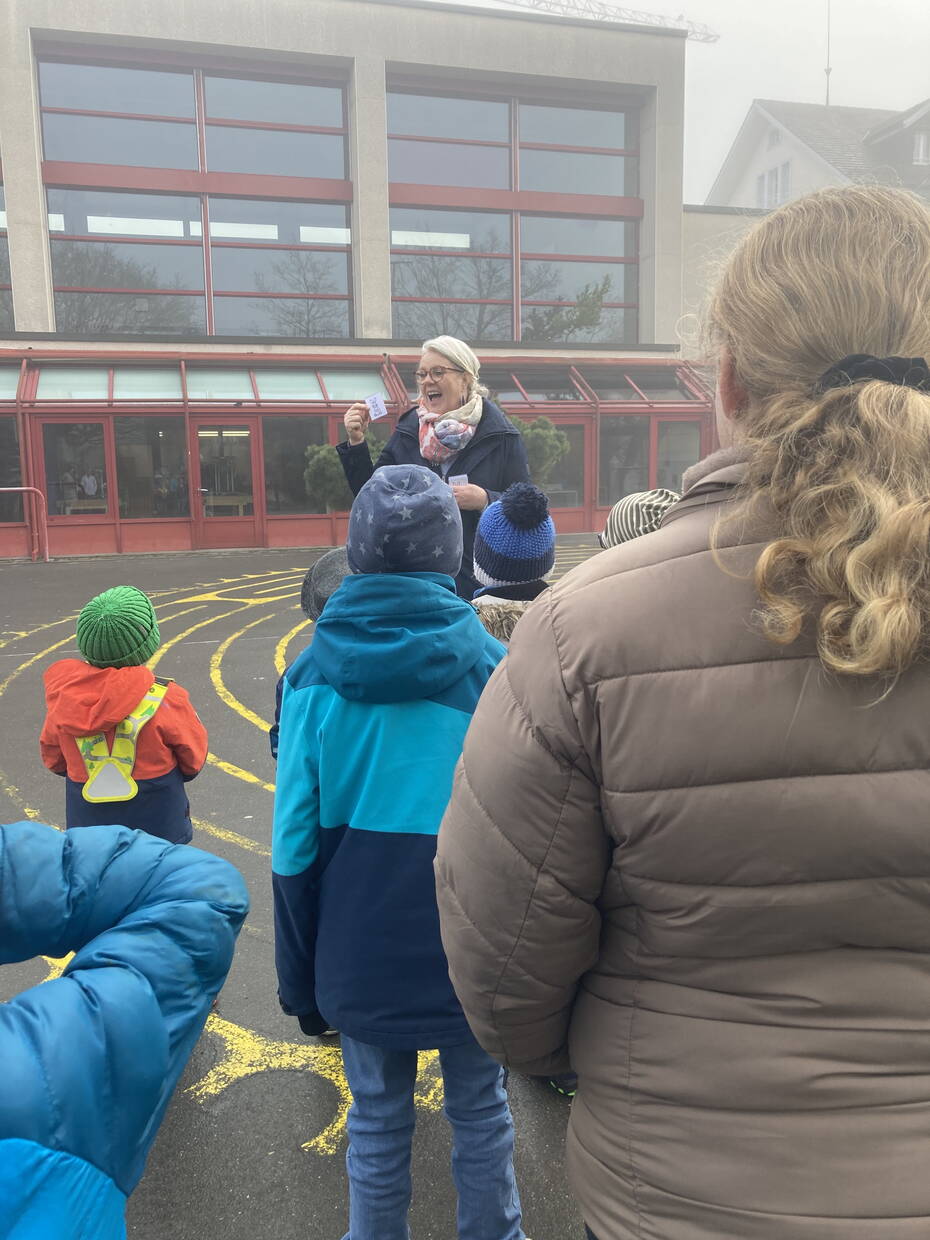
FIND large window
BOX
[39,59,350,337]
[46,189,350,338]
[115,416,189,518]
[389,206,635,343]
[387,90,638,343]
[390,207,512,341]
[42,422,108,516]
[599,416,650,505]
[0,188,11,331]
[263,416,328,513]
[0,417,23,522]
[657,421,702,492]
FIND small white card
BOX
[448,474,469,486]
[365,393,389,420]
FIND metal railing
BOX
[0,488,50,562]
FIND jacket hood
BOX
[43,659,155,734]
[310,572,497,703]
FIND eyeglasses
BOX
[414,366,464,383]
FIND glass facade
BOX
[115,415,189,517]
[197,425,253,517]
[599,416,650,505]
[0,416,23,522]
[46,189,350,338]
[263,415,328,513]
[42,422,108,516]
[390,205,635,343]
[39,60,350,338]
[657,421,702,492]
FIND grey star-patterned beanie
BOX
[346,464,463,577]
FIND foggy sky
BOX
[418,0,930,201]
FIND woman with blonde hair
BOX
[436,185,930,1239]
[338,335,530,598]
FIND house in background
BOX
[706,97,930,209]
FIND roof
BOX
[757,100,897,181]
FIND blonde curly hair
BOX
[705,185,930,678]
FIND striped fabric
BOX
[599,488,680,549]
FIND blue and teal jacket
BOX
[272,571,505,1049]
[0,821,248,1239]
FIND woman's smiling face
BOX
[417,348,470,417]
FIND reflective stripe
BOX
[77,681,169,803]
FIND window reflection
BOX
[543,424,585,508]
[204,77,343,127]
[657,422,701,492]
[391,207,510,253]
[47,189,202,239]
[599,416,649,505]
[522,305,635,345]
[388,140,510,189]
[393,299,512,342]
[39,62,195,116]
[43,422,108,516]
[53,292,206,336]
[522,259,634,304]
[263,416,328,513]
[212,247,348,294]
[212,296,350,338]
[387,93,509,141]
[198,426,253,517]
[520,215,634,257]
[520,149,635,196]
[519,104,626,148]
[206,127,345,178]
[116,416,189,517]
[0,417,23,522]
[42,114,198,169]
[51,240,205,291]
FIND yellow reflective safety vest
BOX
[76,680,170,803]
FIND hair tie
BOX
[816,354,930,394]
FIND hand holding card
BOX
[365,394,389,421]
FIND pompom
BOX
[499,482,550,530]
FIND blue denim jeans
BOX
[339,1033,524,1240]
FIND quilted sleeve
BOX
[435,590,609,1074]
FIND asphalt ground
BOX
[0,537,600,1240]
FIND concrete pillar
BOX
[0,20,55,331]
[637,61,684,345]
[347,54,392,340]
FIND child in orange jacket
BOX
[40,585,207,843]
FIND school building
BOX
[0,0,722,559]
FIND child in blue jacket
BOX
[272,465,527,1240]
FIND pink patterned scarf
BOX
[417,392,484,465]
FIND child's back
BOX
[273,466,526,1240]
[40,586,207,843]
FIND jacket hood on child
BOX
[43,660,156,735]
[310,572,490,704]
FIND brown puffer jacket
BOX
[436,456,930,1240]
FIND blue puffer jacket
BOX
[0,822,249,1239]
[272,571,504,1049]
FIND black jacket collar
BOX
[395,398,518,442]
[473,580,550,602]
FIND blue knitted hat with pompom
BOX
[473,482,556,588]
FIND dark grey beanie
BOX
[346,465,463,577]
[300,547,350,620]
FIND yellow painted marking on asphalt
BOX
[0,776,50,822]
[192,815,270,858]
[210,613,279,733]
[147,604,252,671]
[189,1015,443,1156]
[41,953,74,981]
[274,617,312,677]
[0,633,74,696]
[205,751,276,794]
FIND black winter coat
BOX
[336,399,530,598]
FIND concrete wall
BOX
[679,204,767,355]
[0,0,688,344]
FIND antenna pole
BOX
[825,0,832,106]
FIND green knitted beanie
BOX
[76,586,160,668]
